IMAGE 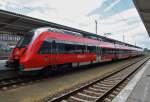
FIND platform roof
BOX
[0,9,83,35]
[0,9,141,49]
[133,0,150,36]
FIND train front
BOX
[6,31,34,71]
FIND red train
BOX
[6,27,143,73]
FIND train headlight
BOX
[15,50,19,55]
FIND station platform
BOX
[112,59,150,102]
[0,60,8,70]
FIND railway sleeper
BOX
[115,88,121,91]
[95,83,114,87]
[61,100,68,102]
[92,85,110,91]
[69,96,91,102]
[101,80,119,84]
[118,85,124,89]
[71,93,98,102]
[96,83,114,87]
[98,82,116,86]
[103,97,112,102]
[112,90,119,95]
[103,78,121,81]
[102,79,120,82]
[108,94,116,99]
[93,85,109,89]
[81,90,101,97]
[77,92,99,99]
[88,87,106,93]
[83,89,102,96]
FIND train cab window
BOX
[16,32,34,48]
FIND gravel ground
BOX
[0,57,143,102]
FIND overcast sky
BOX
[0,0,150,48]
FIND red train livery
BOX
[6,27,143,72]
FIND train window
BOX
[102,48,113,54]
[56,43,65,54]
[67,44,78,53]
[115,49,128,54]
[76,45,85,54]
[57,43,85,54]
[87,46,96,53]
[38,41,51,54]
[39,39,98,54]
[53,39,87,54]
[116,49,120,54]
[62,43,76,54]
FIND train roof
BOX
[34,28,141,51]
[33,27,142,50]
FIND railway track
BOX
[46,56,149,102]
[0,75,42,90]
[0,70,46,90]
[0,56,147,91]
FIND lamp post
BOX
[95,20,98,34]
[123,34,125,42]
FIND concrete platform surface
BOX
[127,60,150,102]
[112,59,150,102]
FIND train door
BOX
[50,40,58,68]
[96,46,101,62]
[101,48,108,62]
[38,40,51,67]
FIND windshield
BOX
[16,31,34,48]
[16,27,58,48]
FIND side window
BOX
[56,42,65,54]
[38,41,51,54]
[56,41,86,54]
[64,44,76,54]
[116,49,120,54]
[102,48,114,54]
[76,45,85,54]
[38,40,99,54]
[87,46,96,53]
[102,48,106,54]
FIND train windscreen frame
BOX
[16,31,34,48]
